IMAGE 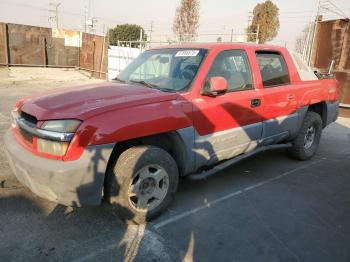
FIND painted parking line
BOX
[340,147,350,154]
[153,160,322,230]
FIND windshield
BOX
[116,48,207,92]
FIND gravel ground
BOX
[0,67,103,180]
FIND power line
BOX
[322,0,349,18]
[1,0,123,26]
[318,0,349,19]
[279,10,317,14]
[279,16,319,19]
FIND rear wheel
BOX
[104,145,179,224]
[288,111,323,160]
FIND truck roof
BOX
[151,42,318,81]
[151,42,286,51]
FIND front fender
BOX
[64,99,193,161]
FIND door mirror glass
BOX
[202,77,228,97]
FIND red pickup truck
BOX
[4,43,339,223]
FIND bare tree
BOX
[295,23,312,55]
[173,0,200,42]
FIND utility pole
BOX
[308,0,322,65]
[84,5,88,32]
[256,24,260,44]
[247,11,253,43]
[139,28,143,50]
[84,0,98,34]
[221,25,226,41]
[149,21,154,43]
[87,18,97,34]
[247,12,253,27]
[230,28,234,42]
[48,2,60,28]
[83,0,97,34]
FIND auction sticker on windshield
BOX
[175,50,200,57]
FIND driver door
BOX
[192,49,264,168]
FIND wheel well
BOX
[104,132,187,181]
[308,102,327,128]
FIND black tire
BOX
[288,111,323,161]
[104,145,179,224]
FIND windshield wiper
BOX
[129,80,159,89]
[157,87,176,93]
[112,77,126,83]
[129,80,176,92]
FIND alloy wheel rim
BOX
[128,164,169,212]
[304,125,316,149]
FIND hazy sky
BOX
[0,0,349,49]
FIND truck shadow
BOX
[60,97,307,260]
[0,184,181,261]
[169,120,350,262]
[71,97,302,261]
[0,192,120,260]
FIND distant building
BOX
[311,18,350,106]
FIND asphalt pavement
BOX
[1,67,350,262]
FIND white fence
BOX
[107,46,143,80]
[107,36,259,80]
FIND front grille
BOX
[16,110,37,145]
[20,111,37,125]
[19,128,34,144]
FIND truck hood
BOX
[20,82,179,120]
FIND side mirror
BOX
[201,77,228,97]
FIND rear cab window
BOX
[256,51,290,88]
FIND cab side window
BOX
[256,52,290,88]
[207,50,253,92]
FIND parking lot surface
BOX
[153,117,350,261]
[1,68,350,261]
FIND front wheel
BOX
[104,145,179,224]
[288,111,323,161]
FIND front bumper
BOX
[4,129,115,207]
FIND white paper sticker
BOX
[175,50,200,57]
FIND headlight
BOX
[37,139,69,156]
[38,120,81,156]
[41,120,81,133]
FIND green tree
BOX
[173,0,200,42]
[108,24,147,47]
[246,0,280,44]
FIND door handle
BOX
[251,98,261,108]
[287,94,296,101]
